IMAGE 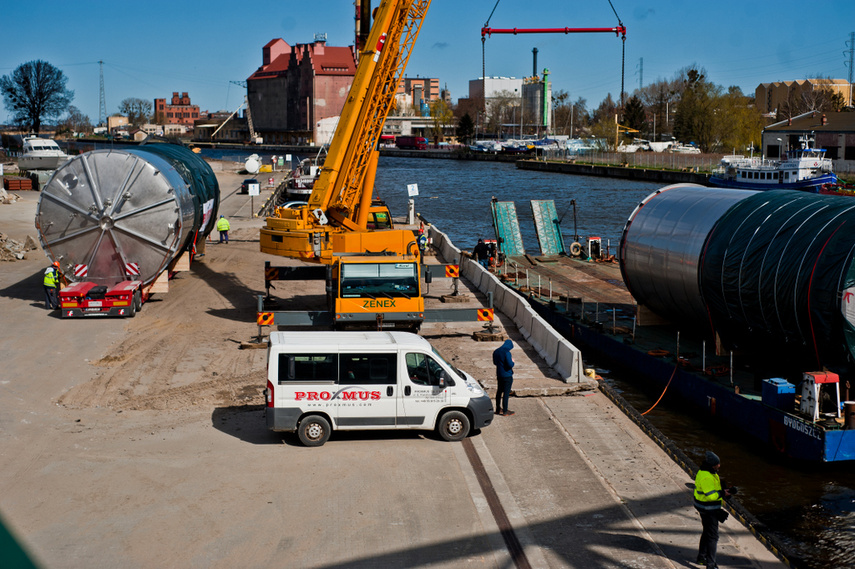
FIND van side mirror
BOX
[436,370,454,388]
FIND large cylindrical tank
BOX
[701,190,855,366]
[619,184,756,328]
[35,144,219,287]
[621,185,855,368]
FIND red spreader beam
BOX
[481,26,626,38]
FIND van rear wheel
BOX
[438,410,470,442]
[298,414,331,447]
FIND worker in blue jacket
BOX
[492,339,515,416]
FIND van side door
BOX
[401,352,451,428]
[335,352,399,429]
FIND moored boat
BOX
[18,136,70,170]
[709,137,836,191]
[286,156,322,201]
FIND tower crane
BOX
[211,81,262,144]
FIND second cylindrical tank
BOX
[35,144,219,287]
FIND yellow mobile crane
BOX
[259,0,491,331]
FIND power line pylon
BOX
[98,60,106,127]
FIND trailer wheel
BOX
[127,294,137,318]
[133,290,142,312]
[437,410,470,442]
[298,414,331,447]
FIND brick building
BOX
[395,76,441,116]
[153,92,200,126]
[247,38,357,144]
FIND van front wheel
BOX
[298,415,331,447]
[438,411,470,442]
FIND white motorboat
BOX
[18,137,70,170]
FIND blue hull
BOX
[528,299,855,462]
[708,173,838,191]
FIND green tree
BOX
[118,97,153,126]
[457,112,475,144]
[0,60,73,134]
[591,93,618,126]
[623,95,646,134]
[715,87,764,153]
[673,68,722,152]
[429,99,454,143]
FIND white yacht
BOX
[18,137,70,170]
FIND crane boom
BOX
[260,0,430,263]
[257,0,497,332]
[313,0,430,227]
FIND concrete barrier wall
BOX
[427,225,583,382]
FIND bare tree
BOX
[776,77,846,120]
[0,60,74,134]
[58,105,92,135]
[118,97,153,126]
[486,89,518,137]
[635,78,681,139]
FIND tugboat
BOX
[709,136,836,191]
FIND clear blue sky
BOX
[2,0,854,124]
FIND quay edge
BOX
[516,158,711,184]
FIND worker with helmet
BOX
[216,214,231,244]
[43,261,61,309]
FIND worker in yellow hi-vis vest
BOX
[216,215,230,244]
[43,261,61,309]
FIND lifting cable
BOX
[606,0,626,107]
[481,0,502,81]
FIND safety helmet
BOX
[52,261,60,267]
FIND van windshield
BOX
[340,262,419,298]
[431,346,464,380]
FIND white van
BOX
[264,331,494,446]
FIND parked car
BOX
[240,178,258,194]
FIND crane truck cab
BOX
[333,254,423,330]
[264,331,494,446]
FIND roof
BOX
[248,40,355,81]
[764,110,855,133]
